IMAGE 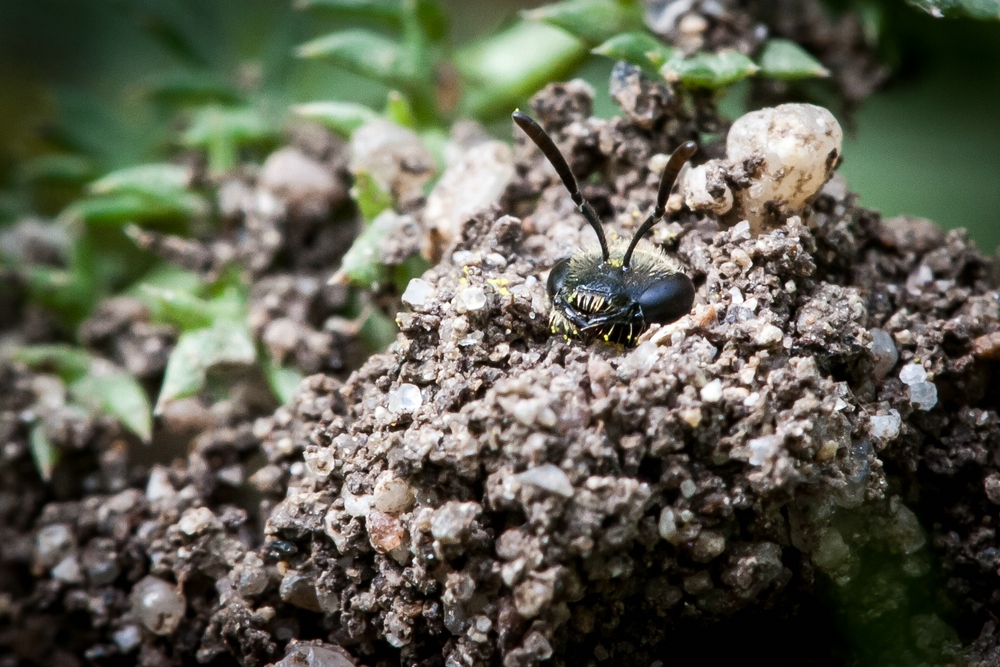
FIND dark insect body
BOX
[512,111,697,347]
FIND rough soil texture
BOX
[1,52,999,667]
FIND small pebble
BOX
[402,279,435,308]
[516,464,574,498]
[131,576,186,635]
[898,363,927,385]
[388,384,422,414]
[700,380,723,403]
[868,329,898,379]
[908,381,938,411]
[870,410,901,440]
[456,286,488,312]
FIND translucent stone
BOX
[304,446,336,479]
[36,524,74,568]
[131,576,186,635]
[430,501,480,545]
[373,473,415,514]
[401,279,435,308]
[868,329,898,380]
[811,528,850,573]
[112,625,142,653]
[274,642,355,667]
[516,464,574,498]
[456,286,487,312]
[367,510,406,553]
[658,508,678,541]
[899,363,927,385]
[51,555,83,583]
[870,410,901,440]
[679,479,697,498]
[178,507,222,536]
[748,435,782,466]
[908,381,938,411]
[700,379,723,403]
[388,384,422,414]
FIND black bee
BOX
[512,111,697,347]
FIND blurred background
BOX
[0,0,998,250]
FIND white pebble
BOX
[178,507,222,536]
[755,324,784,346]
[908,381,938,411]
[373,473,415,514]
[870,410,901,440]
[388,384,422,414]
[748,435,782,466]
[868,329,898,380]
[456,286,487,312]
[131,576,186,635]
[658,508,678,542]
[700,379,723,403]
[516,464,574,498]
[401,279,435,308]
[899,363,927,386]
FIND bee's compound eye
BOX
[637,273,695,325]
[547,258,571,297]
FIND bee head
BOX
[513,111,697,346]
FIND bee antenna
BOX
[513,111,609,262]
[622,141,697,269]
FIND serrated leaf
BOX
[906,0,1000,18]
[331,208,397,288]
[351,171,394,223]
[660,50,759,88]
[136,284,215,330]
[758,39,830,80]
[156,321,257,413]
[524,0,645,46]
[458,21,588,120]
[264,361,303,405]
[592,31,674,71]
[69,360,153,442]
[297,29,408,86]
[293,101,380,137]
[29,423,59,482]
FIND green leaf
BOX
[89,163,193,198]
[264,360,303,405]
[660,50,760,88]
[458,21,588,120]
[182,105,279,176]
[16,347,153,442]
[297,29,409,87]
[62,191,208,225]
[136,284,215,330]
[142,69,244,107]
[23,154,95,184]
[905,0,1000,18]
[351,171,394,223]
[385,91,417,127]
[69,360,153,442]
[29,423,59,482]
[156,321,257,413]
[13,344,92,381]
[758,39,830,80]
[296,0,449,42]
[523,0,645,46]
[360,306,398,353]
[331,209,397,288]
[292,101,380,137]
[592,31,674,71]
